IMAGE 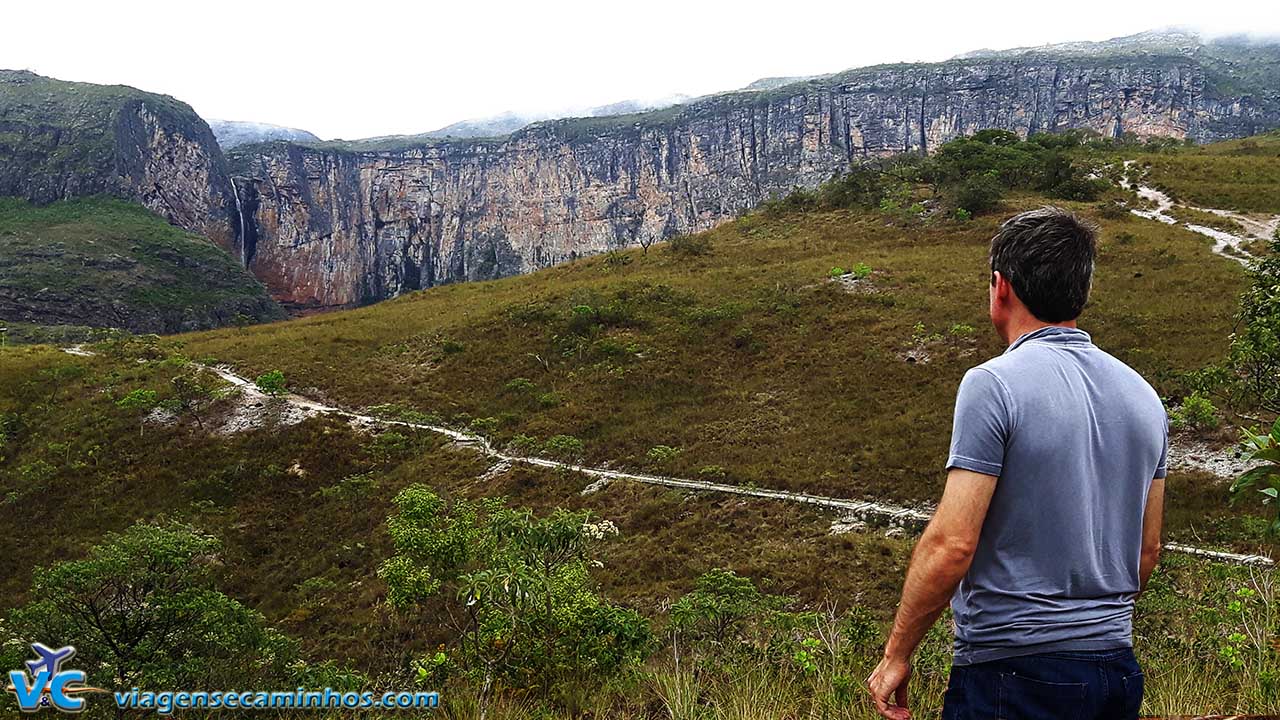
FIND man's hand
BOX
[867,654,912,720]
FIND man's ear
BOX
[991,270,1009,300]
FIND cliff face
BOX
[0,70,241,254]
[233,53,1280,308]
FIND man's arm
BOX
[866,468,997,720]
[1139,477,1165,594]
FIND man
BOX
[866,207,1167,720]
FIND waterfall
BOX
[228,178,246,265]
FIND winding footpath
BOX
[1124,163,1279,265]
[196,365,1272,568]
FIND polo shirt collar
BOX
[1005,325,1091,354]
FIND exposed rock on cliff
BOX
[0,69,242,256]
[231,37,1280,308]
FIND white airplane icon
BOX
[25,643,76,678]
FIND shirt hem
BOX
[946,455,1003,477]
[952,638,1133,666]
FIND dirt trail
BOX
[196,365,1273,568]
[1123,161,1279,265]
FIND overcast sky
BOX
[3,0,1276,140]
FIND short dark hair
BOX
[989,206,1097,322]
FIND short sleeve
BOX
[1154,412,1169,479]
[946,367,1013,477]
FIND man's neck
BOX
[1003,318,1077,347]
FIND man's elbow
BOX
[920,530,979,567]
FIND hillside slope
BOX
[185,188,1256,532]
[0,197,282,335]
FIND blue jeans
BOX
[942,648,1144,720]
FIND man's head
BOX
[988,206,1097,341]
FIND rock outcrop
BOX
[231,39,1280,308]
[0,70,242,256]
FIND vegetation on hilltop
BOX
[0,196,282,334]
[0,69,212,200]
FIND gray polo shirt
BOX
[946,326,1167,666]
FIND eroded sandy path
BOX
[1123,161,1278,265]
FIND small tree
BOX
[254,369,287,396]
[1230,237,1280,413]
[115,388,159,436]
[165,369,222,431]
[670,569,782,649]
[379,486,650,715]
[3,524,294,698]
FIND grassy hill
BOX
[1137,129,1280,213]
[0,196,282,337]
[1,136,1278,716]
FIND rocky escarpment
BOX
[0,70,242,256]
[231,40,1280,308]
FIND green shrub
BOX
[254,369,287,395]
[603,251,633,269]
[1096,200,1130,220]
[509,434,540,454]
[731,326,759,351]
[1048,176,1109,201]
[951,174,1005,215]
[1169,391,1219,430]
[504,377,536,393]
[953,208,972,222]
[369,431,414,464]
[851,262,873,279]
[666,234,713,257]
[670,569,785,648]
[5,523,296,691]
[115,388,158,411]
[470,416,500,435]
[294,576,339,609]
[315,472,377,501]
[829,267,846,278]
[378,487,651,712]
[1230,237,1280,411]
[544,434,585,461]
[646,445,681,465]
